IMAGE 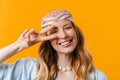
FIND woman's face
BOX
[47,20,77,54]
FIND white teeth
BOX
[60,41,70,46]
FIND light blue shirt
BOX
[0,58,108,80]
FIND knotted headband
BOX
[41,9,74,28]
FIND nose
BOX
[57,30,67,39]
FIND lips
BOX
[58,39,72,47]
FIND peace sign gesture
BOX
[17,26,57,50]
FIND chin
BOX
[56,47,75,54]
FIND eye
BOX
[65,26,72,30]
[50,30,57,35]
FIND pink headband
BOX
[41,9,74,28]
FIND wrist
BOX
[15,40,29,52]
[14,41,24,52]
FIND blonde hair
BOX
[35,22,95,80]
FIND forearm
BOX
[0,28,48,63]
[0,41,23,63]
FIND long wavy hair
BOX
[35,22,95,80]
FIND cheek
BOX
[68,30,77,44]
[67,30,76,37]
[50,39,57,47]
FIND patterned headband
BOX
[41,9,74,28]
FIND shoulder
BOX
[16,57,38,65]
[12,57,38,70]
[2,57,38,72]
[8,57,38,67]
[90,69,108,80]
[0,58,38,80]
[0,57,38,68]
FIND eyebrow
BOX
[63,23,70,27]
[52,22,70,28]
[52,26,58,30]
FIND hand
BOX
[17,26,57,50]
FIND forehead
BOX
[51,20,72,27]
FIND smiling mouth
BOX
[58,39,73,47]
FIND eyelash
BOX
[65,26,72,30]
[50,30,57,34]
[49,26,72,35]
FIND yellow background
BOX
[0,0,120,79]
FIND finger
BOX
[23,36,30,47]
[39,25,56,35]
[24,28,35,37]
[30,34,37,41]
[20,29,29,37]
[39,34,57,41]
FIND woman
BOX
[0,9,107,80]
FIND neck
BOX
[57,53,72,67]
